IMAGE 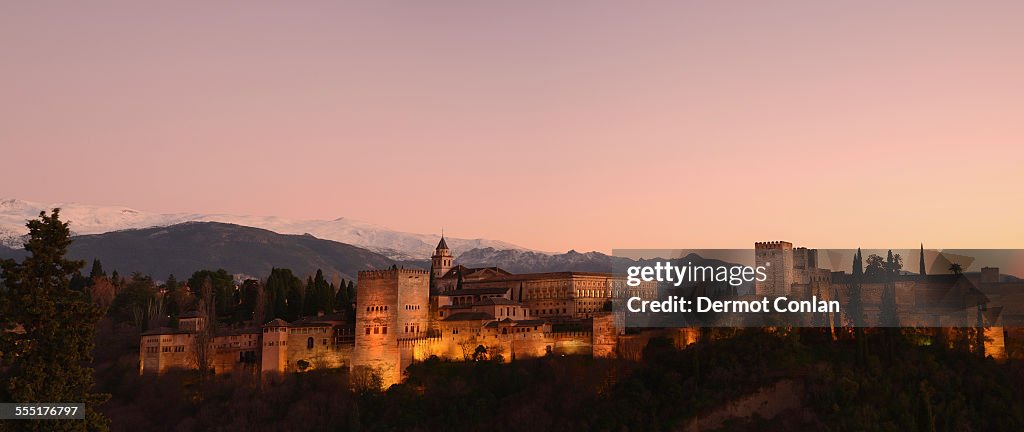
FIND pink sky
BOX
[2,1,1022,253]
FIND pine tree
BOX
[88,259,106,280]
[0,209,110,431]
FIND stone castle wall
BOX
[354,268,430,387]
[755,241,794,296]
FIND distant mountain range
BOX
[0,199,744,284]
[1,222,402,282]
[0,218,745,290]
[456,247,631,273]
[0,198,533,260]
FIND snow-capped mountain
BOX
[0,198,533,260]
[455,247,624,273]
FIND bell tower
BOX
[431,235,453,290]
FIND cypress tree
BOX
[265,268,302,322]
[0,209,110,431]
[848,249,867,361]
[303,275,316,316]
[880,250,899,327]
[335,278,349,308]
[312,269,332,314]
[165,274,180,318]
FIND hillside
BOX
[3,222,406,282]
[0,198,534,259]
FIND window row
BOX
[364,325,388,335]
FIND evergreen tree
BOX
[880,250,899,327]
[264,268,301,322]
[848,249,867,361]
[335,278,350,308]
[0,209,110,431]
[287,277,305,321]
[847,249,865,327]
[188,269,235,317]
[164,274,180,318]
[69,272,90,291]
[302,275,316,317]
[88,258,106,280]
[238,279,261,322]
[311,269,333,314]
[109,272,158,329]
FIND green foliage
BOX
[302,269,334,317]
[89,259,106,280]
[264,268,302,322]
[163,274,180,317]
[108,272,158,329]
[237,279,260,321]
[0,209,109,431]
[187,269,234,317]
[335,278,350,306]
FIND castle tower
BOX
[430,236,453,293]
[754,241,794,296]
[261,319,289,375]
[353,268,430,388]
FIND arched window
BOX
[307,337,314,350]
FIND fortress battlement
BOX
[358,268,429,280]
[755,241,793,250]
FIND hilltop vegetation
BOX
[93,328,1024,432]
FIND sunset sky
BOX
[2,1,1022,253]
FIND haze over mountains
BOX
[0,199,749,286]
[0,198,532,260]
[0,198,626,279]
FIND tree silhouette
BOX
[0,209,110,431]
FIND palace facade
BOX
[140,237,659,386]
[141,239,1014,385]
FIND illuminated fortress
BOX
[140,239,1013,384]
[140,237,659,386]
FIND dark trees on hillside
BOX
[264,268,302,322]
[188,269,234,317]
[0,209,110,431]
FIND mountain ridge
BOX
[0,198,535,260]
